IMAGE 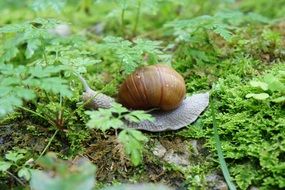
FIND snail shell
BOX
[118,64,186,111]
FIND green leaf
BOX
[30,154,96,190]
[97,36,165,74]
[118,129,148,166]
[85,109,124,131]
[110,103,129,114]
[18,167,31,181]
[212,23,233,41]
[264,74,285,93]
[85,102,151,166]
[128,128,148,142]
[0,161,12,172]
[130,149,141,166]
[272,96,285,103]
[124,110,154,123]
[249,81,268,91]
[245,93,269,100]
[5,151,25,163]
[211,99,237,190]
[31,0,66,13]
[25,38,42,58]
[39,77,72,97]
[15,88,36,101]
[0,46,19,62]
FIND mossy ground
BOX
[0,1,284,190]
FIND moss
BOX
[181,62,285,189]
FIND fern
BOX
[108,0,160,17]
[165,15,233,42]
[165,10,271,66]
[86,102,154,165]
[165,10,270,42]
[31,0,66,13]
[0,18,60,62]
[97,36,168,73]
[86,102,154,132]
[0,64,71,117]
[0,19,100,118]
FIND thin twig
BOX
[6,170,25,187]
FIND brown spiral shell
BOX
[118,64,186,111]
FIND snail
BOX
[79,64,209,132]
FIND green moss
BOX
[183,62,285,189]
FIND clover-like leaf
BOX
[249,81,268,91]
[245,93,269,100]
[18,167,31,181]
[0,161,12,172]
[272,96,285,103]
[5,151,25,163]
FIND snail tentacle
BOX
[78,75,114,109]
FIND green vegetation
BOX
[0,0,284,190]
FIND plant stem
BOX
[36,129,59,161]
[19,106,56,127]
[211,97,237,190]
[6,171,25,186]
[43,50,48,65]
[121,7,126,36]
[132,0,142,36]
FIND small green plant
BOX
[0,64,72,117]
[0,18,100,119]
[0,149,32,185]
[29,153,172,190]
[30,152,96,190]
[166,10,270,67]
[31,0,66,13]
[104,0,161,36]
[86,102,154,166]
[246,70,285,102]
[232,28,284,62]
[96,36,169,74]
[165,13,233,66]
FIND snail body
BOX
[118,64,186,111]
[79,64,209,132]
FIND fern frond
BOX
[97,36,166,73]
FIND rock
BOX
[163,149,190,166]
[103,183,174,190]
[153,141,167,158]
[214,181,228,190]
[88,22,105,35]
[206,172,228,190]
[49,24,71,37]
[189,140,199,155]
[206,172,223,182]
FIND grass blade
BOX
[210,97,237,190]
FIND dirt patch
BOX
[84,133,185,188]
